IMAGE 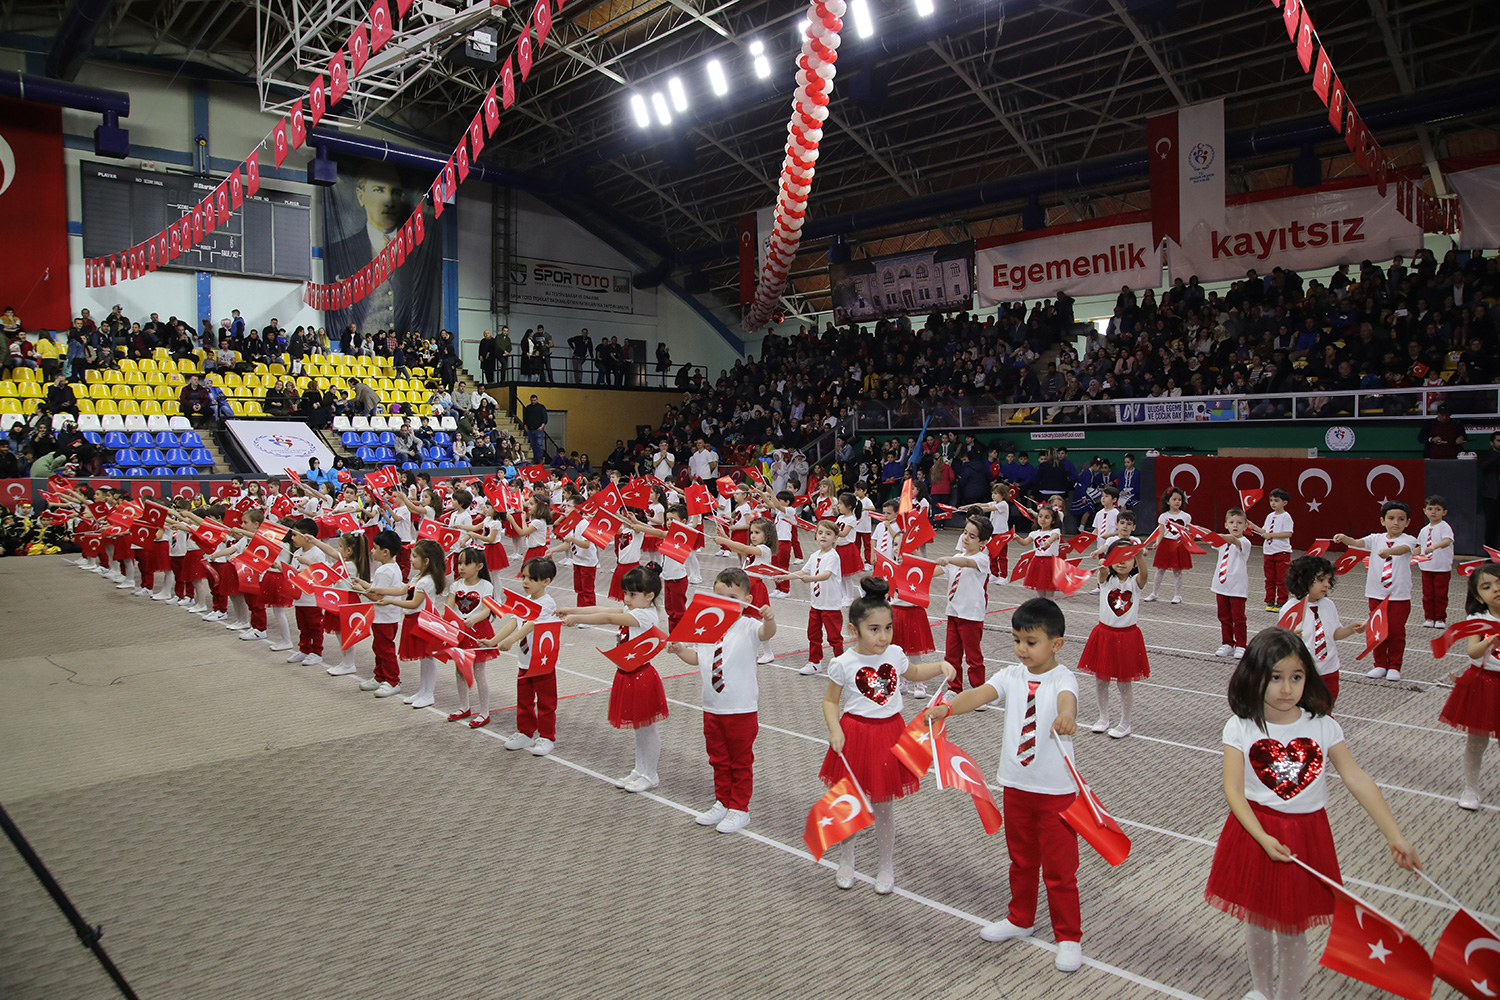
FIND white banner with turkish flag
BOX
[976,214,1159,303]
[1449,161,1500,250]
[1147,99,1225,251]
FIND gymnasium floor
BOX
[2,539,1496,1000]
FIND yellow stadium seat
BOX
[76,398,95,415]
[0,382,14,397]
[137,358,156,373]
[117,399,140,415]
[94,399,118,415]
[222,373,242,389]
[14,367,40,381]
[88,382,109,399]
[177,358,197,373]
[144,371,164,385]
[110,384,132,400]
[153,348,171,361]
[118,358,136,372]
[140,400,162,416]
[268,363,287,377]
[165,372,183,385]
[18,382,42,398]
[19,398,38,414]
[241,401,264,417]
[156,384,177,401]
[103,369,122,384]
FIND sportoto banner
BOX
[1166,180,1422,284]
[1153,456,1426,545]
[509,256,636,315]
[976,214,1159,303]
[1449,162,1500,250]
[830,243,974,322]
[225,419,338,475]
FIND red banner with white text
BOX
[0,98,71,328]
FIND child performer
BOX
[628,504,690,632]
[1211,509,1253,658]
[1416,494,1455,628]
[1250,488,1294,612]
[926,599,1084,973]
[370,537,447,709]
[791,521,844,676]
[1439,562,1500,810]
[820,577,956,893]
[1023,505,1062,600]
[1085,486,1120,595]
[1080,537,1149,738]
[1334,501,1416,682]
[1205,628,1419,1000]
[607,514,644,602]
[561,566,668,791]
[936,515,994,694]
[1285,555,1365,705]
[445,547,498,726]
[875,499,934,671]
[509,498,550,575]
[486,557,560,756]
[665,568,776,834]
[547,515,597,609]
[351,530,407,698]
[286,518,331,667]
[295,530,373,677]
[854,483,875,563]
[834,493,864,606]
[1146,487,1193,604]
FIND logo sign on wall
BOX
[225,419,337,475]
[1117,400,1237,423]
[509,256,636,314]
[828,244,974,322]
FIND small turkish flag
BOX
[364,466,399,490]
[311,583,353,614]
[190,519,229,552]
[520,465,550,482]
[1433,905,1500,1000]
[289,98,306,148]
[456,141,470,183]
[892,711,938,778]
[468,110,485,158]
[127,523,156,548]
[482,588,543,622]
[328,50,349,106]
[1059,748,1130,865]
[803,776,874,862]
[137,500,169,529]
[657,522,700,564]
[1357,598,1390,660]
[338,602,375,650]
[484,82,501,132]
[1320,879,1434,1000]
[246,149,261,196]
[871,549,896,584]
[1064,532,1096,557]
[600,626,668,674]
[233,549,273,585]
[1188,523,1228,548]
[1459,559,1487,578]
[1103,540,1148,567]
[347,19,370,76]
[715,475,737,496]
[935,729,1003,834]
[987,529,1015,556]
[516,30,533,80]
[446,645,477,685]
[589,484,624,514]
[1335,548,1370,576]
[620,479,653,510]
[522,620,562,677]
[414,608,468,647]
[268,494,293,520]
[1009,551,1034,584]
[1412,362,1430,379]
[533,0,552,46]
[584,510,625,548]
[283,467,302,484]
[417,518,462,550]
[502,57,516,107]
[666,591,742,645]
[685,483,714,515]
[77,533,103,558]
[369,0,394,51]
[246,532,284,564]
[1282,0,1302,40]
[318,512,362,535]
[1053,558,1095,596]
[273,118,289,167]
[1432,618,1500,660]
[308,74,326,126]
[308,560,348,587]
[1295,8,1316,72]
[893,554,936,607]
[899,510,936,556]
[1240,489,1264,511]
[1277,598,1307,632]
[1313,45,1334,104]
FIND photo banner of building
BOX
[828,243,974,323]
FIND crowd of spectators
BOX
[474,325,680,388]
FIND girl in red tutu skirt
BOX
[1023,505,1062,599]
[1206,628,1420,1000]
[444,547,500,727]
[1078,537,1149,739]
[834,493,865,606]
[1438,562,1500,810]
[372,538,449,710]
[560,566,668,793]
[1147,487,1193,603]
[819,577,956,895]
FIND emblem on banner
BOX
[1324,426,1356,452]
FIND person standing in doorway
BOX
[523,393,548,465]
[1479,431,1500,551]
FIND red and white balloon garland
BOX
[742,0,844,332]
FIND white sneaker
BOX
[268,641,294,652]
[504,732,536,751]
[1459,789,1481,810]
[1108,725,1132,739]
[358,676,382,691]
[226,620,251,631]
[239,628,266,641]
[1169,595,1182,604]
[373,682,402,698]
[1386,669,1402,682]
[1091,718,1110,734]
[908,683,928,698]
[756,652,774,664]
[687,576,703,585]
[183,602,206,613]
[799,663,821,676]
[1087,587,1099,595]
[695,801,728,826]
[1214,644,1234,657]
[979,919,1034,943]
[202,611,226,622]
[623,773,659,793]
[326,662,358,676]
[408,694,434,709]
[1423,620,1436,629]
[152,592,174,601]
[1233,647,1246,658]
[115,580,134,589]
[302,655,323,667]
[1143,593,1157,602]
[402,693,416,704]
[529,737,555,756]
[176,596,195,606]
[133,587,152,597]
[715,809,750,833]
[1366,666,1388,679]
[286,651,307,664]
[1055,941,1083,973]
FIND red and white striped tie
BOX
[1381,556,1393,589]
[948,570,960,604]
[1311,606,1327,660]
[1217,547,1230,584]
[711,643,725,692]
[1017,680,1041,767]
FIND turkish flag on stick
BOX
[365,466,399,490]
[1432,619,1500,660]
[1240,489,1264,511]
[899,509,936,557]
[582,509,624,548]
[987,529,1015,555]
[1056,736,1131,865]
[1063,532,1096,557]
[893,554,936,607]
[1103,540,1148,567]
[1335,548,1370,575]
[1052,558,1095,596]
[656,522,701,564]
[1426,873,1500,1000]
[482,589,542,621]
[892,709,939,779]
[685,483,713,515]
[521,620,562,677]
[934,726,1003,834]
[1357,598,1390,660]
[1277,598,1307,632]
[599,626,667,674]
[417,518,462,550]
[1009,551,1034,584]
[447,645,477,685]
[1301,859,1434,1000]
[1305,538,1336,558]
[338,602,376,650]
[620,479,653,510]
[665,591,742,644]
[803,772,875,862]
[871,550,897,585]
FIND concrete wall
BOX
[486,386,681,466]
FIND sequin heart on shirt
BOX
[855,662,899,705]
[1248,737,1323,800]
[1106,588,1133,616]
[1035,535,1052,552]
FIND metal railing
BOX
[463,346,708,391]
[851,383,1500,432]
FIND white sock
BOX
[1247,924,1274,999]
[1465,732,1487,797]
[635,723,661,781]
[229,595,248,626]
[194,579,210,607]
[453,668,470,711]
[153,572,174,597]
[1150,568,1164,598]
[838,834,856,873]
[417,657,438,700]
[272,607,292,646]
[1274,931,1309,1000]
[1094,676,1111,721]
[120,559,135,582]
[1173,570,1183,598]
[341,646,356,670]
[1118,682,1134,729]
[873,801,895,880]
[759,639,774,659]
[474,664,490,715]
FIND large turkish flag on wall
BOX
[1153,456,1426,548]
[0,98,71,328]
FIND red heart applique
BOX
[855,663,899,705]
[1036,535,1052,552]
[1248,737,1324,800]
[1107,588,1133,616]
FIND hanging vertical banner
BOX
[1177,99,1225,247]
[737,212,757,307]
[831,243,975,321]
[1448,159,1500,250]
[0,97,71,327]
[1146,110,1179,248]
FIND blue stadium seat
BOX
[356,446,377,463]
[164,448,190,465]
[189,448,214,465]
[115,448,141,466]
[378,431,394,446]
[437,461,454,468]
[432,432,451,446]
[129,431,154,448]
[104,466,124,477]
[125,468,147,477]
[453,459,471,468]
[154,432,178,447]
[178,431,203,448]
[341,432,361,447]
[139,448,166,465]
[360,431,379,445]
[374,447,394,461]
[176,466,197,475]
[400,462,417,470]
[103,431,129,450]
[84,432,102,445]
[151,466,175,476]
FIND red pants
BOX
[807,608,845,665]
[246,595,267,632]
[1323,670,1339,706]
[945,616,985,692]
[1003,787,1081,942]
[372,622,400,685]
[1421,570,1451,623]
[396,543,412,579]
[772,541,793,594]
[295,605,325,656]
[574,564,596,607]
[665,576,688,632]
[210,572,227,612]
[791,530,803,560]
[171,555,189,599]
[1263,552,1290,605]
[517,670,558,739]
[1370,597,1411,670]
[704,711,758,811]
[1216,594,1247,647]
[990,547,1008,580]
[859,531,872,562]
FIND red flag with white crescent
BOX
[893,554,936,607]
[1277,598,1307,632]
[482,588,542,622]
[665,591,742,645]
[934,728,1003,834]
[599,626,668,674]
[1059,748,1131,865]
[1357,598,1390,660]
[1147,109,1179,247]
[685,483,713,515]
[656,522,700,564]
[1319,876,1434,1000]
[1009,551,1034,584]
[522,620,562,677]
[1433,905,1500,1000]
[802,776,874,862]
[738,212,757,307]
[1432,619,1500,660]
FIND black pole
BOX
[0,803,141,1000]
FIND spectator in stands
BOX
[264,379,291,417]
[393,421,420,464]
[179,374,212,427]
[534,325,554,382]
[349,377,380,415]
[229,310,245,339]
[569,329,593,383]
[478,329,497,385]
[33,332,59,382]
[300,379,327,426]
[306,457,335,487]
[496,326,512,382]
[328,387,353,422]
[288,327,310,373]
[450,380,474,415]
[66,325,89,381]
[0,306,19,339]
[522,394,548,463]
[471,433,495,467]
[45,373,78,418]
[594,336,613,385]
[0,439,16,479]
[655,343,671,386]
[1420,405,1468,459]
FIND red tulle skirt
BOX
[837,541,863,577]
[216,561,242,596]
[470,616,497,663]
[1077,623,1151,681]
[819,713,921,802]
[485,542,509,572]
[179,548,207,583]
[642,534,659,554]
[518,545,545,576]
[892,603,935,657]
[607,664,668,729]
[1024,554,1057,590]
[323,609,342,633]
[1153,537,1194,571]
[608,561,639,601]
[730,528,749,547]
[748,577,769,610]
[260,566,293,607]
[1440,666,1500,737]
[398,612,441,660]
[1205,803,1341,933]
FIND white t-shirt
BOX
[1223,711,1345,814]
[516,594,560,673]
[1158,511,1192,540]
[617,606,659,646]
[1467,612,1500,670]
[743,542,772,572]
[567,524,598,568]
[774,508,794,542]
[1210,536,1253,598]
[688,449,715,480]
[857,496,874,533]
[1262,511,1294,555]
[168,528,188,558]
[1417,520,1455,573]
[615,524,644,564]
[835,513,858,549]
[944,560,988,621]
[989,503,1009,536]
[451,578,495,625]
[985,662,1080,796]
[447,510,473,553]
[1098,573,1141,628]
[292,547,329,607]
[521,517,547,550]
[872,520,894,558]
[372,560,404,624]
[1361,531,1418,600]
[1029,528,1061,557]
[406,573,440,617]
[390,505,414,543]
[698,616,759,714]
[803,549,844,610]
[1301,597,1343,675]
[828,646,908,720]
[1092,508,1118,549]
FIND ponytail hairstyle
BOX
[621,565,663,603]
[341,531,372,581]
[410,538,448,593]
[849,575,891,627]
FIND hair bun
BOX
[860,576,890,600]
